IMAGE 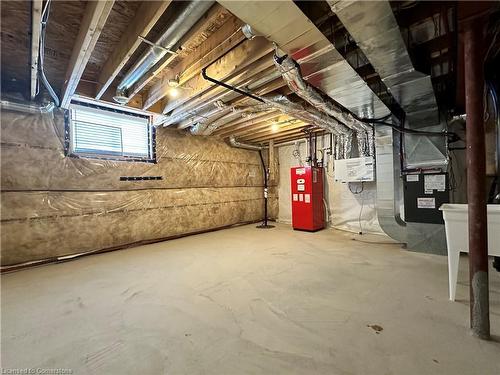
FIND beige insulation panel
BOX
[0,110,278,266]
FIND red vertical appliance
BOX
[291,166,325,231]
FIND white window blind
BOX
[69,103,152,159]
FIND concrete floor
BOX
[1,224,499,375]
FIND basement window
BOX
[66,102,155,162]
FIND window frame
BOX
[64,101,156,164]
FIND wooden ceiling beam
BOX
[214,111,283,138]
[30,0,43,100]
[132,4,234,105]
[224,116,300,139]
[175,77,285,130]
[163,60,276,128]
[245,126,320,143]
[219,116,286,138]
[95,0,172,100]
[143,14,244,110]
[237,121,306,140]
[273,133,320,145]
[268,129,324,144]
[161,37,273,114]
[60,0,114,108]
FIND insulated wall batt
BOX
[1,109,277,266]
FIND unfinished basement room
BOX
[1,0,500,374]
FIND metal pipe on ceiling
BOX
[160,55,276,127]
[1,100,55,114]
[179,69,282,132]
[273,53,371,133]
[228,135,265,150]
[113,0,215,104]
[218,0,390,120]
[273,53,373,156]
[198,65,353,156]
[261,95,349,136]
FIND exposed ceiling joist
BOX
[161,37,273,115]
[176,76,284,131]
[164,59,276,126]
[223,115,298,138]
[128,3,229,104]
[30,0,42,100]
[274,133,315,145]
[143,15,244,110]
[236,120,305,140]
[95,0,173,100]
[60,0,115,109]
[247,127,320,143]
[213,111,282,137]
[219,0,389,118]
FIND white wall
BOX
[278,137,386,235]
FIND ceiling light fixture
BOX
[169,87,179,98]
[168,77,180,87]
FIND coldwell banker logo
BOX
[1,369,73,375]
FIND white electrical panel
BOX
[334,157,375,182]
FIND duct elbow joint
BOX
[242,24,258,40]
[113,87,129,105]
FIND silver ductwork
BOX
[187,91,354,158]
[228,135,265,150]
[330,0,447,169]
[233,95,354,158]
[189,100,229,135]
[1,100,55,114]
[191,104,273,136]
[375,124,446,254]
[273,54,372,133]
[330,0,447,253]
[113,1,214,104]
[219,1,390,118]
[163,68,281,129]
[218,0,389,160]
[263,96,353,158]
[273,54,373,156]
[262,95,351,136]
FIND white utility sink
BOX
[439,204,500,301]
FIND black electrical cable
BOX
[258,150,268,227]
[201,68,264,103]
[356,113,392,123]
[370,120,461,140]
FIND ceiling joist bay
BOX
[60,0,114,108]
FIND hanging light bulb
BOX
[271,123,280,132]
[169,87,179,98]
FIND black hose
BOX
[258,150,268,226]
[201,68,264,103]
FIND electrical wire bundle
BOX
[38,0,60,106]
